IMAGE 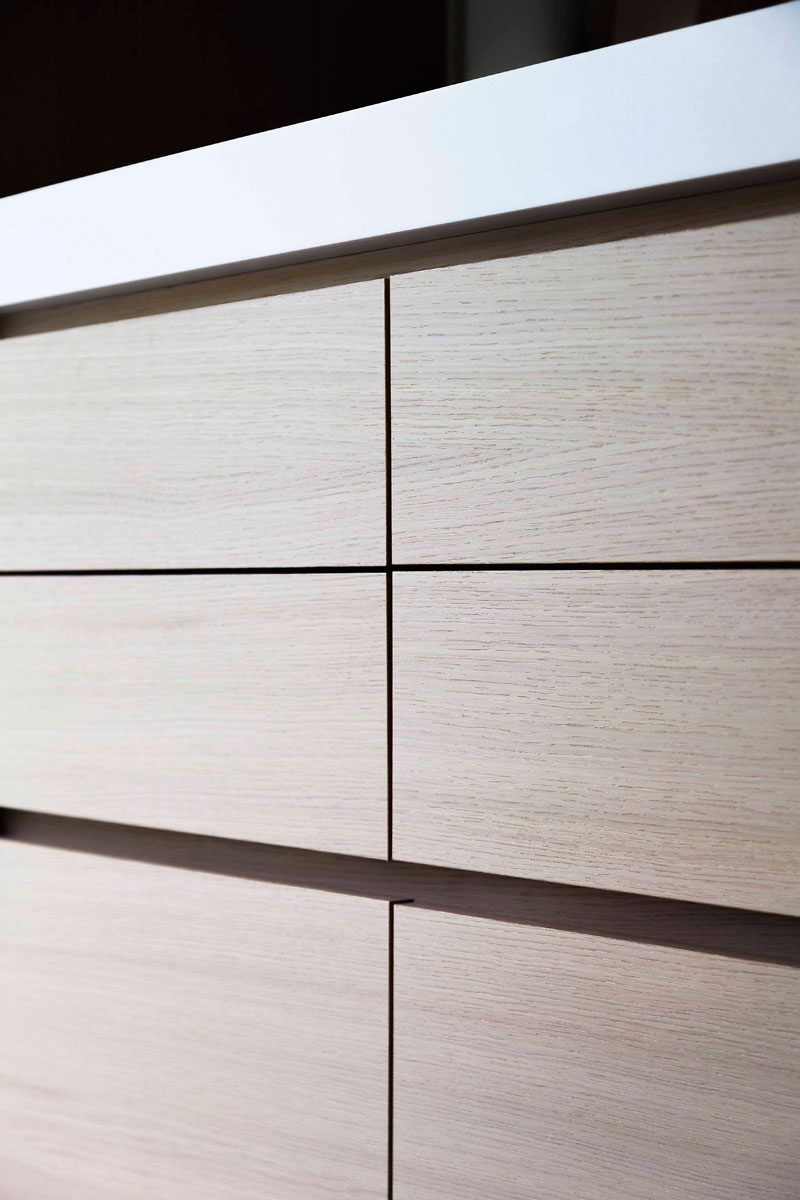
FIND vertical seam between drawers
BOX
[385,278,394,863]
[387,571,394,862]
[388,901,395,1200]
[389,899,413,1199]
[384,277,392,569]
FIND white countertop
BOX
[2,1,799,312]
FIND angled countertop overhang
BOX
[2,1,800,313]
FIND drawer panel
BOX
[0,573,386,855]
[0,281,384,568]
[391,210,800,561]
[0,841,387,1200]
[395,907,800,1200]
[394,570,800,913]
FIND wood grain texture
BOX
[391,207,800,561]
[0,840,387,1200]
[0,280,384,568]
[0,573,386,855]
[394,906,800,1200]
[393,570,800,913]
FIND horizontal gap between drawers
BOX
[0,562,798,577]
[393,561,800,570]
[0,566,390,576]
[3,808,798,968]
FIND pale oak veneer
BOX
[394,906,800,1200]
[394,570,800,913]
[0,840,388,1200]
[0,573,386,855]
[0,280,384,568]
[391,208,800,561]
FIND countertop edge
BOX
[2,1,799,312]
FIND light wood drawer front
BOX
[0,574,386,855]
[395,907,800,1200]
[0,281,384,569]
[391,210,800,562]
[394,570,800,913]
[0,841,387,1200]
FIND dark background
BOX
[0,0,769,199]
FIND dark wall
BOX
[0,1,450,197]
[1,0,771,199]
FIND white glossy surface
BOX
[1,2,799,310]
